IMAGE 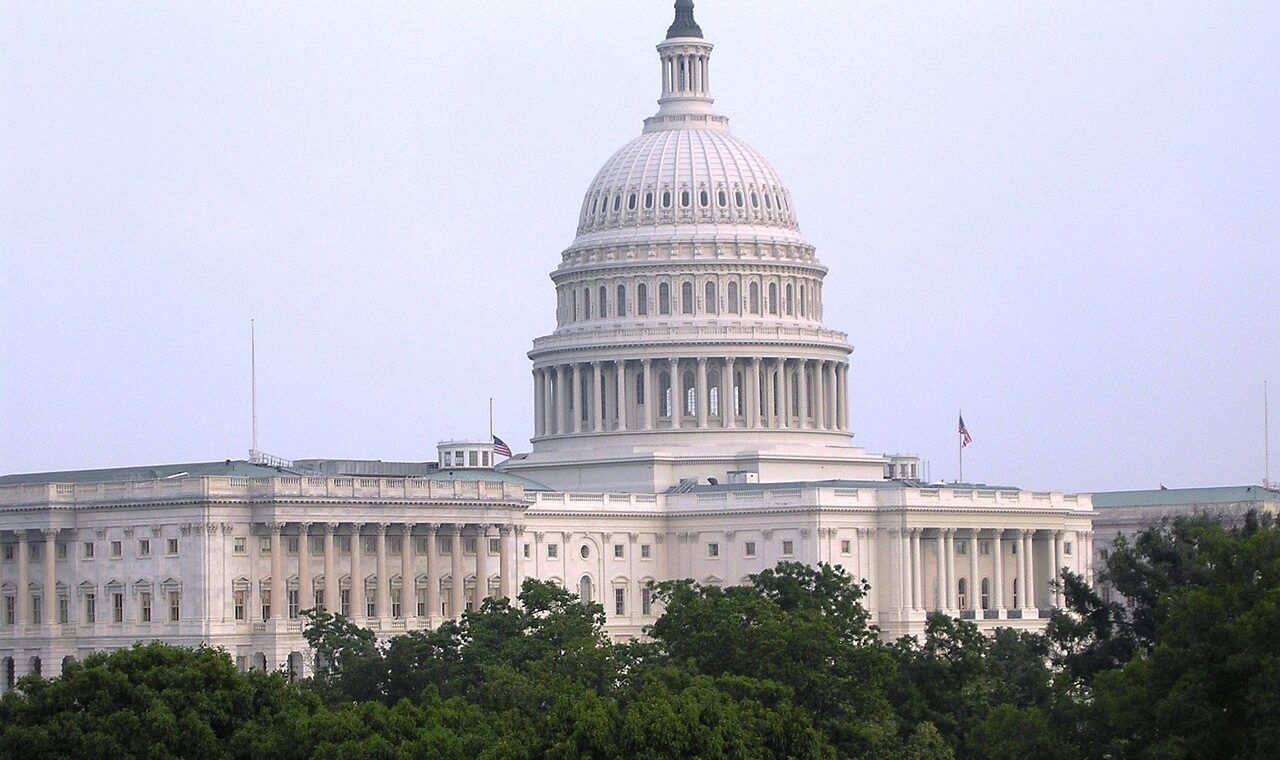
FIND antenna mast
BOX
[1266,380,1271,488]
[251,319,258,461]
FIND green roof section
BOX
[1090,485,1280,509]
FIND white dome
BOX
[575,126,799,238]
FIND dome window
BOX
[699,190,709,207]
[583,288,592,319]
[727,281,740,314]
[644,192,654,209]
[662,191,672,208]
[681,190,691,208]
[749,282,760,314]
[599,286,608,317]
[628,193,637,211]
[637,283,649,316]
[764,194,772,210]
[735,191,744,207]
[616,284,627,317]
[658,283,671,315]
[704,281,717,314]
[768,283,778,315]
[785,283,794,315]
[718,190,727,207]
[612,194,621,212]
[750,191,759,208]
[681,282,694,315]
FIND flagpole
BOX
[958,409,963,484]
[489,397,493,441]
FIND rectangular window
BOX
[58,596,68,624]
[613,544,624,559]
[641,587,652,616]
[364,536,377,554]
[56,542,68,559]
[744,541,756,558]
[110,541,122,558]
[392,595,402,619]
[782,540,794,556]
[489,537,501,555]
[979,541,991,556]
[312,536,325,554]
[140,592,152,623]
[286,537,299,554]
[417,588,428,617]
[31,595,41,624]
[957,542,967,556]
[547,543,559,559]
[85,594,96,623]
[443,452,452,467]
[261,590,272,621]
[614,587,625,615]
[83,541,95,558]
[2,544,12,561]
[840,539,852,554]
[288,590,300,618]
[112,592,124,623]
[366,597,376,618]
[314,589,325,611]
[707,543,719,558]
[468,451,479,467]
[340,589,350,617]
[30,543,41,560]
[439,536,452,555]
[1065,541,1073,556]
[1100,549,1109,560]
[416,537,430,554]
[523,543,531,558]
[463,537,477,555]
[234,591,246,621]
[482,451,490,466]
[640,544,651,559]
[389,537,402,555]
[138,539,151,557]
[339,536,352,553]
[169,591,180,622]
[233,537,246,554]
[4,595,14,624]
[260,537,271,554]
[167,538,180,556]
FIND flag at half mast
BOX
[959,414,973,448]
[492,435,513,459]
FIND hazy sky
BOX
[2,1,1278,492]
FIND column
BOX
[533,369,545,437]
[722,358,736,428]
[814,361,827,431]
[1053,530,1064,607]
[591,361,603,432]
[499,525,513,599]
[424,524,438,623]
[1022,530,1035,610]
[763,361,775,427]
[897,530,909,610]
[15,531,28,624]
[571,363,583,434]
[778,359,790,428]
[474,524,490,607]
[838,363,849,431]
[350,524,364,619]
[797,359,809,429]
[400,524,415,619]
[944,529,956,610]
[641,358,654,430]
[270,524,284,622]
[695,357,708,428]
[449,525,464,618]
[615,359,627,431]
[375,524,390,619]
[911,529,923,610]
[670,358,682,429]
[749,357,762,428]
[934,531,946,610]
[549,367,562,435]
[968,530,979,613]
[993,529,1005,613]
[43,529,56,624]
[298,523,311,614]
[824,362,837,429]
[323,524,337,612]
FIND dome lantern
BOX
[654,1,716,123]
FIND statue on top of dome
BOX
[666,0,703,39]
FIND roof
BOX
[676,479,1023,494]
[1090,485,1280,509]
[0,460,299,487]
[419,469,552,492]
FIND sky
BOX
[2,1,1278,493]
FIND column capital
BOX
[641,357,651,367]
[351,522,366,532]
[267,523,285,535]
[498,524,513,536]
[323,522,339,534]
[402,523,416,535]
[696,356,707,366]
[373,522,389,534]
[41,527,58,539]
[298,522,313,535]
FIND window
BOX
[110,541,122,558]
[486,537,499,556]
[416,588,428,617]
[599,285,608,316]
[261,590,272,621]
[614,544,624,559]
[260,537,271,554]
[958,578,968,608]
[523,543,531,558]
[617,284,627,316]
[841,539,852,554]
[644,191,653,209]
[662,190,671,208]
[56,542,67,559]
[84,593,96,623]
[957,542,967,556]
[768,283,778,314]
[169,591,180,622]
[30,543,41,560]
[641,587,653,615]
[443,452,452,467]
[735,190,744,207]
[547,543,559,559]
[781,540,794,556]
[627,192,636,211]
[578,576,594,603]
[340,589,351,617]
[140,592,152,623]
[707,543,720,558]
[4,595,14,624]
[680,190,691,207]
[138,539,151,557]
[366,596,375,618]
[167,538,179,556]
[681,282,694,314]
[637,283,648,315]
[718,190,727,206]
[583,288,591,319]
[288,590,300,619]
[468,451,479,467]
[1099,548,1109,560]
[31,594,41,624]
[785,283,794,315]
[704,281,717,314]
[636,371,645,405]
[314,589,324,610]
[285,536,299,554]
[339,536,352,553]
[579,544,591,559]
[749,281,760,314]
[233,537,246,554]
[980,578,991,610]
[234,591,246,621]
[659,282,670,314]
[463,537,477,555]
[1064,541,1073,556]
[2,544,12,561]
[614,587,625,615]
[439,535,452,555]
[112,592,124,623]
[83,541,95,559]
[727,281,739,313]
[58,596,68,624]
[640,544,651,559]
[1011,580,1018,608]
[699,189,709,207]
[744,541,756,558]
[979,541,991,556]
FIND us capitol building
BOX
[0,2,1094,688]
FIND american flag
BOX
[492,435,512,458]
[958,414,973,448]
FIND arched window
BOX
[735,190,744,207]
[681,282,694,315]
[764,193,773,209]
[599,286,608,317]
[785,283,794,315]
[612,194,621,212]
[683,371,696,416]
[644,191,654,209]
[659,372,672,417]
[681,190,691,208]
[980,577,991,610]
[627,193,637,210]
[704,281,717,314]
[749,282,760,314]
[708,372,720,416]
[572,289,578,320]
[583,288,592,319]
[616,284,627,317]
[750,191,759,208]
[662,190,672,208]
[799,284,807,317]
[635,372,645,405]
[578,576,593,604]
[658,283,671,315]
[958,578,968,609]
[638,283,649,316]
[727,281,739,314]
[699,190,709,207]
[768,283,779,315]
